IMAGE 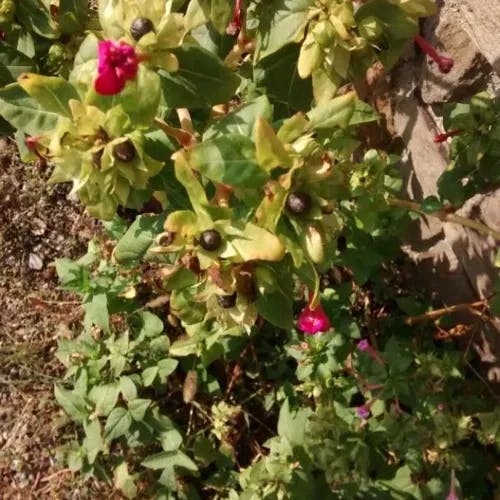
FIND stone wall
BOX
[388,1,500,385]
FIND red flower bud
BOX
[297,298,331,335]
[433,129,462,143]
[226,0,242,36]
[414,35,454,74]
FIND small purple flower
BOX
[356,405,370,420]
[357,339,370,352]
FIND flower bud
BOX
[304,225,324,264]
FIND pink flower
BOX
[95,40,139,95]
[226,0,242,36]
[446,470,459,500]
[297,301,331,335]
[356,405,370,420]
[414,35,454,74]
[357,339,370,352]
[357,339,385,366]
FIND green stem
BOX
[388,197,500,241]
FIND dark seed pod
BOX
[217,293,237,309]
[286,191,311,215]
[92,148,104,169]
[113,139,136,162]
[158,231,175,246]
[199,229,222,252]
[337,235,347,252]
[130,17,155,41]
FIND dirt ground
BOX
[0,137,117,498]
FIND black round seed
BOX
[286,191,311,215]
[130,17,155,41]
[337,235,347,252]
[113,140,136,162]
[217,293,237,309]
[199,229,222,252]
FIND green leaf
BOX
[158,358,179,382]
[256,0,314,59]
[142,451,198,489]
[160,45,240,108]
[160,429,183,452]
[114,462,137,499]
[203,95,273,141]
[142,366,159,387]
[254,43,313,112]
[16,0,59,39]
[128,399,152,421]
[83,419,103,464]
[277,399,312,447]
[307,92,356,129]
[104,407,132,441]
[54,385,88,422]
[83,293,110,333]
[0,84,60,135]
[186,134,268,188]
[137,311,164,337]
[58,0,89,34]
[0,44,37,82]
[89,383,120,417]
[17,74,79,117]
[55,258,89,293]
[420,195,443,214]
[113,214,166,265]
[119,376,138,401]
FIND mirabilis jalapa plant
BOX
[1,0,500,498]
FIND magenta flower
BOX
[434,129,462,143]
[414,35,454,74]
[356,405,370,420]
[297,301,331,335]
[357,339,385,366]
[226,0,242,36]
[357,339,370,352]
[95,40,140,96]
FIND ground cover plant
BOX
[0,0,499,498]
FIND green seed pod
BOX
[130,17,155,41]
[304,224,325,264]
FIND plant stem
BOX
[387,197,500,240]
[405,300,487,326]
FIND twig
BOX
[405,300,487,326]
[388,197,500,240]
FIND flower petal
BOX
[95,66,125,95]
